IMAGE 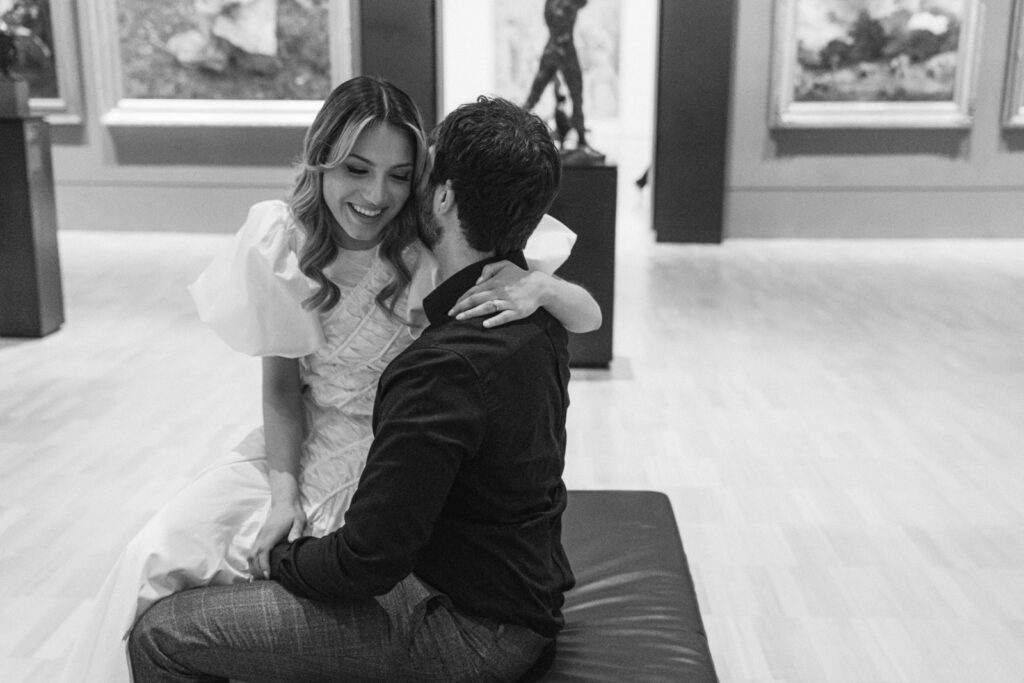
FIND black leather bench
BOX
[524,490,718,682]
[231,490,716,682]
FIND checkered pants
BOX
[128,574,550,682]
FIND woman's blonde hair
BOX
[289,76,428,317]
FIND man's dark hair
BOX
[429,96,561,255]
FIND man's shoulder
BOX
[407,311,568,378]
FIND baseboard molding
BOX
[726,188,1024,238]
[56,183,289,233]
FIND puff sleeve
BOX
[188,200,326,357]
[523,214,577,275]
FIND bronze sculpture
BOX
[523,0,604,165]
[0,21,18,79]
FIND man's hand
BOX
[248,500,306,580]
[448,261,552,328]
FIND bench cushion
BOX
[527,490,718,682]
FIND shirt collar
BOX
[423,250,529,325]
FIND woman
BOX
[61,76,600,682]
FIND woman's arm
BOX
[448,260,602,333]
[248,355,306,579]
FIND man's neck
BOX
[432,230,494,282]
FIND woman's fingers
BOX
[453,297,506,320]
[452,262,528,317]
[481,310,516,328]
[450,287,500,316]
[248,546,270,580]
[257,549,271,579]
[246,510,305,580]
[247,551,261,580]
[464,300,523,328]
[475,261,506,284]
[288,517,304,542]
[450,295,535,327]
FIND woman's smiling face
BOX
[322,123,414,250]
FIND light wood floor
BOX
[2,191,1024,681]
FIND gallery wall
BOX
[46,0,435,234]
[726,0,1024,238]
[36,0,1024,238]
[46,0,649,235]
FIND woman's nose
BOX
[363,176,387,205]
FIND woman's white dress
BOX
[60,200,576,682]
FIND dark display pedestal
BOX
[547,163,616,368]
[1,116,65,337]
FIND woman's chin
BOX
[337,227,384,250]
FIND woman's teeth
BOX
[351,204,383,218]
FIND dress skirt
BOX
[58,428,355,682]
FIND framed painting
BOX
[84,0,357,127]
[769,0,984,128]
[1003,0,1024,126]
[1,0,84,123]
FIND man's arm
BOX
[269,346,485,600]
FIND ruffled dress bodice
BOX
[302,246,413,414]
[296,244,421,530]
[189,200,426,532]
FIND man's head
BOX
[420,97,561,255]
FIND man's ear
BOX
[437,180,456,215]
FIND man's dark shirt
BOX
[270,250,576,637]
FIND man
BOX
[128,97,576,682]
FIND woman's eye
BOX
[391,173,411,182]
[345,165,368,175]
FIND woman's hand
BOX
[449,261,551,328]
[247,500,306,580]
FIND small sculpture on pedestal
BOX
[1,12,64,338]
[1,20,18,78]
[0,19,30,118]
[523,0,605,166]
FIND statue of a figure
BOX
[0,18,30,119]
[1,0,54,79]
[523,0,604,165]
[0,21,19,79]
